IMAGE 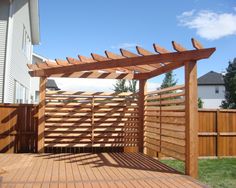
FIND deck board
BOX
[0,153,206,188]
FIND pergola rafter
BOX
[28,38,215,79]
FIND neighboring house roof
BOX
[46,79,60,90]
[29,0,40,44]
[198,71,225,85]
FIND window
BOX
[215,86,219,94]
[22,26,32,60]
[35,91,39,103]
[14,80,28,103]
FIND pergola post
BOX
[185,61,198,178]
[37,77,47,153]
[138,79,147,152]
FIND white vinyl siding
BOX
[4,0,33,103]
[0,0,9,103]
[198,85,225,108]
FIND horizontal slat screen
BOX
[144,85,186,161]
[45,91,139,150]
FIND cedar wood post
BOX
[138,79,147,152]
[185,61,198,178]
[37,77,47,153]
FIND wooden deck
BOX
[0,153,206,188]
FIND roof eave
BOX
[29,0,40,45]
[198,83,225,86]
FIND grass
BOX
[161,158,236,188]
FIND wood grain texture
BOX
[144,85,186,161]
[37,77,47,153]
[0,105,38,153]
[138,80,147,152]
[185,61,198,178]
[44,91,139,151]
[0,153,206,187]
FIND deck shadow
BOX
[35,152,181,174]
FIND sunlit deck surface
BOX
[0,153,206,187]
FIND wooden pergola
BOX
[28,38,215,178]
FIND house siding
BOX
[4,0,33,103]
[0,0,10,103]
[198,85,225,108]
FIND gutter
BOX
[29,0,40,45]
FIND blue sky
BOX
[34,0,236,91]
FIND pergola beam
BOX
[29,48,215,77]
[47,71,134,79]
[134,60,185,80]
[135,47,215,80]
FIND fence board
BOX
[0,104,38,153]
[44,91,139,151]
[144,85,186,161]
[0,103,235,156]
[198,109,236,157]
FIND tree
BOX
[113,79,138,94]
[198,98,203,108]
[113,80,128,93]
[128,80,137,93]
[160,71,177,89]
[221,58,236,109]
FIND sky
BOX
[34,0,236,91]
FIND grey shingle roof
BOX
[46,79,60,90]
[198,71,225,85]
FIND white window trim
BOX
[22,25,32,61]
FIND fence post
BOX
[138,79,147,153]
[91,96,95,148]
[185,61,198,178]
[216,109,220,158]
[158,93,162,159]
[37,77,47,153]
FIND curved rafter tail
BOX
[136,46,153,56]
[153,43,170,54]
[78,55,95,63]
[172,41,187,52]
[91,53,109,61]
[55,59,69,66]
[120,48,138,57]
[105,51,124,59]
[191,38,203,49]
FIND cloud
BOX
[111,43,139,49]
[178,9,236,40]
[54,78,159,92]
[181,10,195,17]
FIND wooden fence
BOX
[199,109,236,157]
[0,102,235,156]
[0,104,38,153]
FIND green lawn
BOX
[161,158,236,188]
